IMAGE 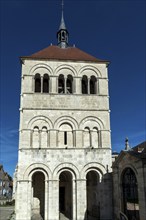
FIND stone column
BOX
[44,180,49,220]
[15,181,31,220]
[51,76,58,94]
[72,178,77,220]
[41,76,43,93]
[64,77,67,94]
[27,181,32,220]
[76,179,87,219]
[48,180,59,220]
[74,77,82,94]
[32,76,34,92]
[88,77,90,94]
[96,79,99,95]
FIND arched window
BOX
[92,127,99,148]
[62,31,65,41]
[34,74,41,93]
[122,168,139,220]
[32,126,39,148]
[82,75,88,94]
[67,75,73,94]
[90,75,97,94]
[58,74,65,94]
[84,127,90,147]
[43,74,49,93]
[41,126,48,148]
[58,123,73,147]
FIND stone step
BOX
[59,212,70,220]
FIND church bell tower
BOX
[15,2,113,220]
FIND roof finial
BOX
[125,137,131,151]
[57,0,69,48]
[61,0,64,13]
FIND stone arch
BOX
[23,163,52,181]
[29,63,53,76]
[79,116,104,130]
[78,65,102,78]
[86,169,101,219]
[59,170,74,219]
[43,74,49,93]
[54,64,77,77]
[120,166,140,220]
[82,75,88,94]
[54,116,78,130]
[27,115,53,130]
[53,163,80,180]
[120,164,138,183]
[31,171,45,219]
[34,73,41,92]
[80,162,106,180]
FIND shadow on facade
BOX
[82,172,113,220]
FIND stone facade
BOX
[15,55,113,220]
[113,141,146,220]
[0,165,13,198]
[15,7,113,219]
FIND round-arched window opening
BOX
[90,75,97,94]
[43,74,49,93]
[34,74,41,93]
[67,75,73,94]
[122,168,140,220]
[82,75,88,94]
[58,74,65,94]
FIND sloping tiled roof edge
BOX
[20,56,109,64]
[20,45,110,64]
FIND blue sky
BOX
[0,0,145,177]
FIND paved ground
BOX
[0,206,14,220]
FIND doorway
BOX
[59,171,73,219]
[32,172,45,220]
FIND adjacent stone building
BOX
[113,140,146,220]
[15,7,113,220]
[0,165,13,198]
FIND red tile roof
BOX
[21,45,109,63]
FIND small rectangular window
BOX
[64,131,67,145]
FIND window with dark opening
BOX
[122,168,140,220]
[82,75,88,94]
[35,74,41,93]
[58,75,64,94]
[90,76,96,94]
[62,31,65,41]
[64,131,67,145]
[67,75,73,94]
[43,74,49,93]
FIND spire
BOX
[59,0,66,30]
[57,0,69,48]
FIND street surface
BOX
[0,206,14,220]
